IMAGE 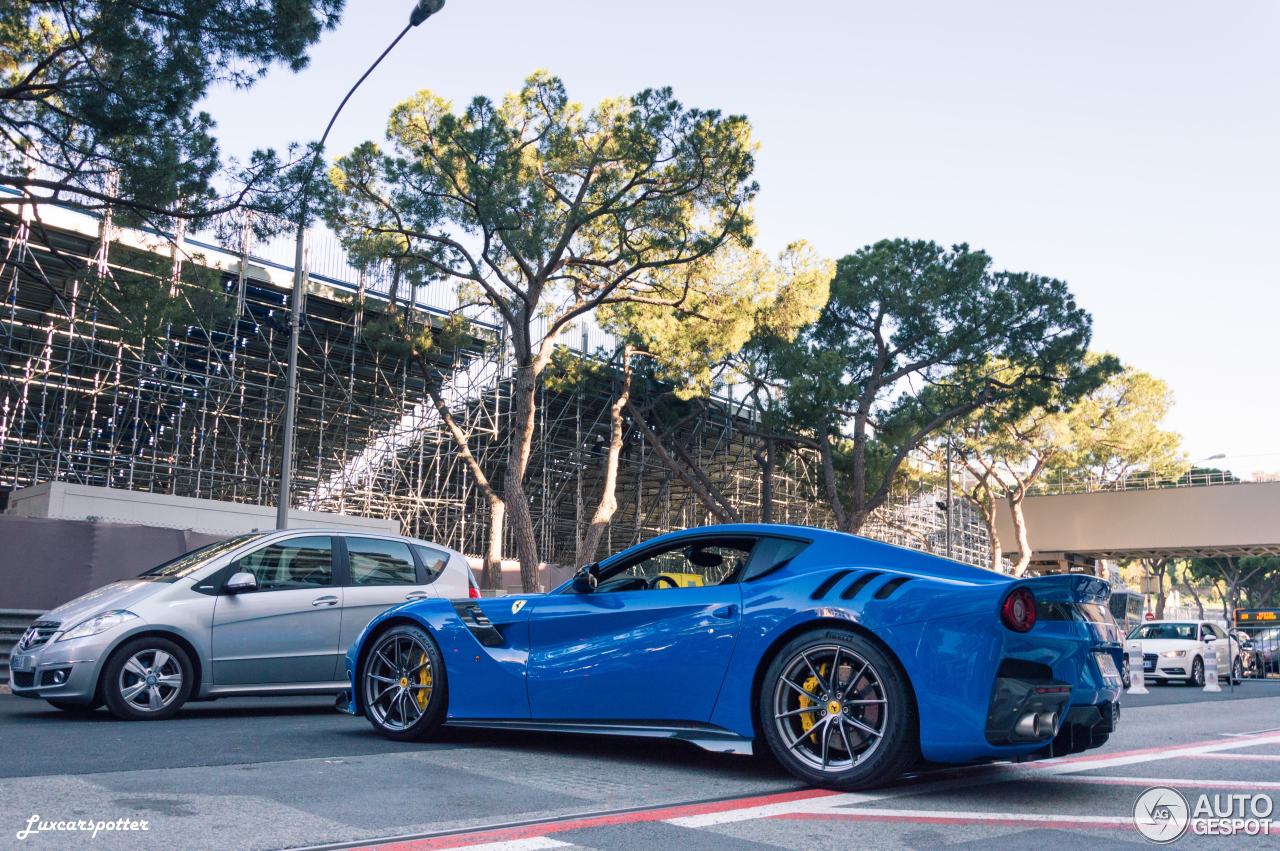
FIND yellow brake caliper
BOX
[797,664,828,742]
[416,652,433,710]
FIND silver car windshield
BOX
[139,534,265,580]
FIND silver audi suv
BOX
[8,528,478,720]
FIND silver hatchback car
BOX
[8,528,478,719]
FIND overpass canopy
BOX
[993,481,1280,560]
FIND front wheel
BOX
[1232,657,1244,683]
[1189,656,1205,687]
[101,637,192,720]
[361,624,447,741]
[758,628,918,790]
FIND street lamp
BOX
[276,0,446,529]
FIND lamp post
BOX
[276,0,446,529]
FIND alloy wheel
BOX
[117,649,183,713]
[771,643,888,772]
[364,632,435,732]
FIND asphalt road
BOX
[1,682,1278,850]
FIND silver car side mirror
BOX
[225,571,258,594]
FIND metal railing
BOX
[1029,469,1241,496]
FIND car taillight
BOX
[468,583,481,599]
[1001,587,1037,633]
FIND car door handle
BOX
[404,591,430,600]
[311,596,339,608]
[712,605,737,619]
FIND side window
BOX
[614,538,756,589]
[232,536,333,591]
[347,537,418,586]
[412,544,449,581]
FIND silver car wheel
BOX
[772,643,889,772]
[117,649,183,712]
[363,632,434,732]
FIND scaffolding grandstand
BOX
[0,198,995,571]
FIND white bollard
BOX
[1203,638,1221,692]
[1127,640,1148,695]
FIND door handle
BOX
[712,605,737,619]
[404,591,430,600]
[311,596,339,608]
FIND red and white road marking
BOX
[361,731,1280,850]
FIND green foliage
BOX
[1,1,343,226]
[1188,556,1280,610]
[321,71,758,351]
[598,241,832,399]
[1049,362,1188,482]
[768,238,1101,527]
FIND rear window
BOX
[412,544,450,580]
[347,537,417,586]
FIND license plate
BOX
[1095,651,1121,681]
[9,653,33,673]
[1144,660,1156,672]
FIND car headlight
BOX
[56,610,138,642]
[1159,649,1186,658]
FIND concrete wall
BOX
[994,481,1280,559]
[9,482,399,536]
[0,515,232,611]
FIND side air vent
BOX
[873,576,912,600]
[452,602,504,647]
[811,569,854,600]
[840,571,881,600]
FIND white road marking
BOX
[1045,775,1280,790]
[453,838,573,851]
[1036,734,1280,775]
[666,793,875,827]
[1185,752,1280,761]
[778,807,1133,828]
[665,732,1280,832]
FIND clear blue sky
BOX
[201,1,1280,475]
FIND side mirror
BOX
[572,563,598,593]
[1204,634,1216,642]
[224,571,258,594]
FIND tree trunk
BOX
[845,414,869,533]
[626,401,742,522]
[505,363,541,592]
[575,348,632,568]
[757,437,775,524]
[484,496,505,591]
[1008,489,1033,576]
[817,432,848,530]
[416,358,506,590]
[975,485,1002,572]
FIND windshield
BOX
[1129,622,1197,641]
[139,534,264,579]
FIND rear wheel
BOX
[1231,656,1244,683]
[758,628,918,790]
[361,624,446,742]
[101,638,192,720]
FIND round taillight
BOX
[1001,587,1037,633]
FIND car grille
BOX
[1143,653,1158,667]
[16,621,59,652]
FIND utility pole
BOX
[276,0,447,528]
